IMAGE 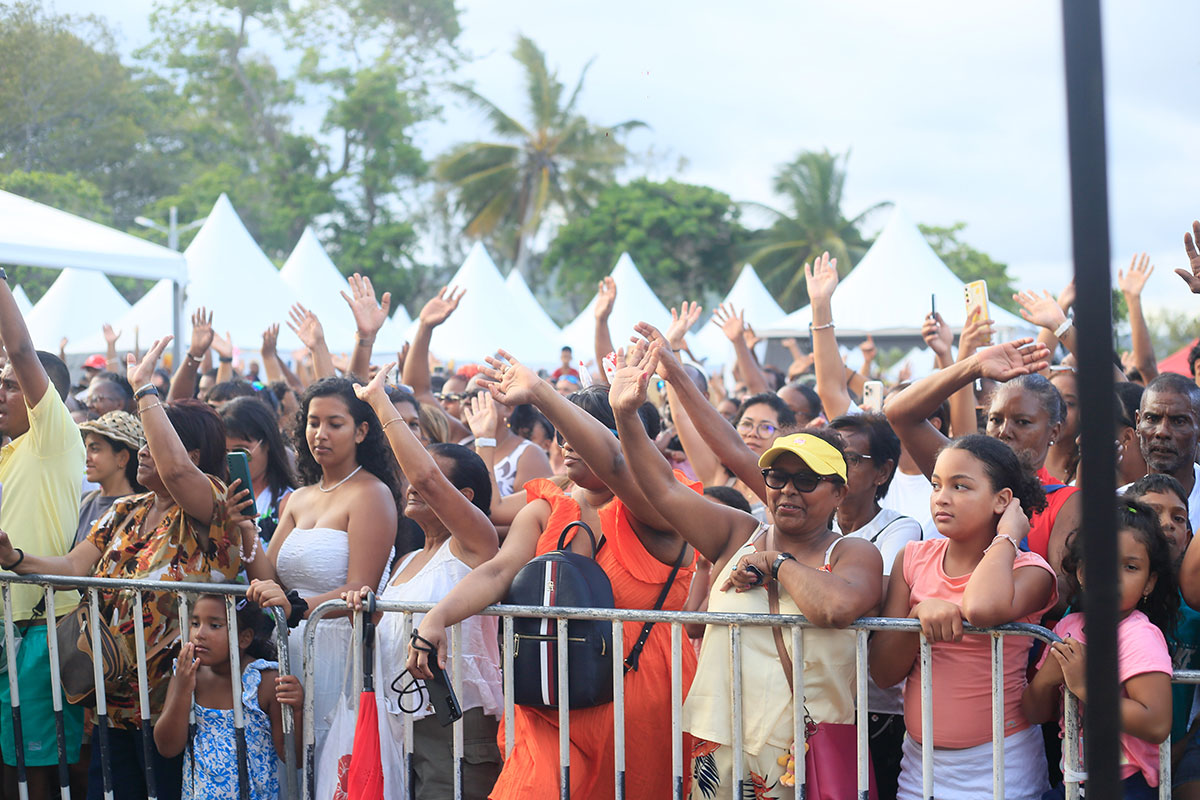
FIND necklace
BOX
[318,464,363,493]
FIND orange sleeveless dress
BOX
[489,478,699,800]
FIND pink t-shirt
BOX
[901,538,1058,748]
[1044,611,1171,787]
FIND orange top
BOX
[490,477,698,800]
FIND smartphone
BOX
[931,293,936,318]
[964,280,992,343]
[424,656,464,726]
[863,381,884,412]
[225,451,254,501]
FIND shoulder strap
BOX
[623,541,689,674]
[867,514,905,545]
[767,581,794,692]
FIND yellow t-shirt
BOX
[0,384,84,620]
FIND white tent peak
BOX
[12,285,33,317]
[762,206,1031,337]
[27,268,131,351]
[559,252,671,355]
[504,269,562,345]
[691,263,786,365]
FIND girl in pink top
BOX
[1024,499,1176,799]
[869,434,1058,800]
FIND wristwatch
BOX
[771,552,797,580]
[133,384,159,402]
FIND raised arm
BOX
[948,309,994,437]
[103,324,121,366]
[1119,254,1158,381]
[0,275,49,405]
[356,366,498,566]
[1014,289,1125,382]
[131,338,223,523]
[286,304,335,380]
[260,324,284,384]
[960,500,1055,627]
[806,252,852,418]
[886,338,1051,478]
[592,276,617,387]
[210,329,235,383]
[169,308,213,403]
[343,273,391,382]
[1172,220,1200,294]
[403,288,470,432]
[859,335,877,379]
[609,341,757,565]
[711,304,769,395]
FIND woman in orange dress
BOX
[408,354,698,799]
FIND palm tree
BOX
[743,149,890,310]
[435,35,644,275]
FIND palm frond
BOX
[447,83,530,139]
[563,56,596,117]
[512,34,561,129]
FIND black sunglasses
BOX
[761,468,833,493]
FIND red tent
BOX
[1158,338,1198,377]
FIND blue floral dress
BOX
[183,659,280,800]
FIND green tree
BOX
[919,222,1020,313]
[436,35,644,276]
[743,149,888,310]
[545,179,745,312]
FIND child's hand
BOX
[175,642,201,690]
[340,586,374,611]
[996,497,1030,546]
[247,579,292,618]
[1051,637,1087,702]
[275,674,303,709]
[913,599,965,642]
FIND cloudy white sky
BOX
[57,0,1200,313]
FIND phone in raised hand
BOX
[964,280,992,344]
[863,381,884,412]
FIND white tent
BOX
[504,269,563,345]
[26,269,131,350]
[279,227,360,351]
[761,207,1032,338]
[75,278,174,355]
[882,344,940,383]
[12,285,33,317]
[559,253,672,357]
[403,243,558,365]
[691,263,785,366]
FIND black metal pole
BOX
[1061,1,1120,797]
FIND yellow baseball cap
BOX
[758,433,847,482]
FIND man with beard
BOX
[1133,372,1200,532]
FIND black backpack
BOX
[504,520,687,709]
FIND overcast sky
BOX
[57,0,1200,314]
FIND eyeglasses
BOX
[86,393,121,407]
[228,441,261,457]
[736,419,778,438]
[844,452,873,468]
[761,469,833,493]
[435,392,466,402]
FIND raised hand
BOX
[786,351,814,381]
[102,324,121,345]
[1175,220,1200,294]
[974,338,1051,381]
[664,302,702,349]
[593,276,617,321]
[897,360,913,384]
[189,307,214,358]
[922,312,952,360]
[996,497,1030,545]
[1057,280,1076,311]
[1118,253,1154,297]
[286,303,326,351]
[743,323,762,350]
[418,285,464,327]
[957,304,995,357]
[395,342,409,378]
[608,340,660,415]
[480,350,542,406]
[341,273,392,336]
[352,361,395,407]
[127,336,172,388]
[210,329,234,360]
[711,303,747,343]
[174,642,201,691]
[261,324,279,359]
[1013,290,1068,332]
[224,478,255,525]
[465,391,502,440]
[803,251,839,305]
[860,335,877,362]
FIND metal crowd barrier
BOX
[301,598,1082,800]
[0,573,295,800]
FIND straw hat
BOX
[78,411,144,451]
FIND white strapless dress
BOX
[276,527,392,770]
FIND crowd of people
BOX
[0,221,1199,800]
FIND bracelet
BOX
[219,356,233,364]
[1054,317,1074,338]
[381,417,406,432]
[133,384,158,401]
[771,551,796,580]
[810,321,835,332]
[4,549,24,571]
[474,437,497,448]
[984,534,1021,556]
[355,334,375,348]
[185,351,203,364]
[138,401,164,414]
[285,590,309,629]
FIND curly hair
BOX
[828,412,902,502]
[293,378,403,507]
[941,434,1047,520]
[1060,498,1179,635]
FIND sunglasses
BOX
[436,392,466,402]
[761,468,834,493]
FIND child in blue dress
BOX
[155,596,303,800]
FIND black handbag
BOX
[504,521,687,709]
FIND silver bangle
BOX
[1054,317,1073,338]
[984,534,1020,556]
[474,437,497,448]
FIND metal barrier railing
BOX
[301,598,1080,800]
[0,573,296,800]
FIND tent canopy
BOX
[27,268,131,350]
[12,285,33,317]
[0,190,186,282]
[762,207,1032,338]
[504,269,563,345]
[1158,338,1197,376]
[691,263,785,365]
[559,253,671,357]
[404,243,559,366]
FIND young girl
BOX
[1024,500,1177,799]
[869,434,1058,800]
[154,596,303,800]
